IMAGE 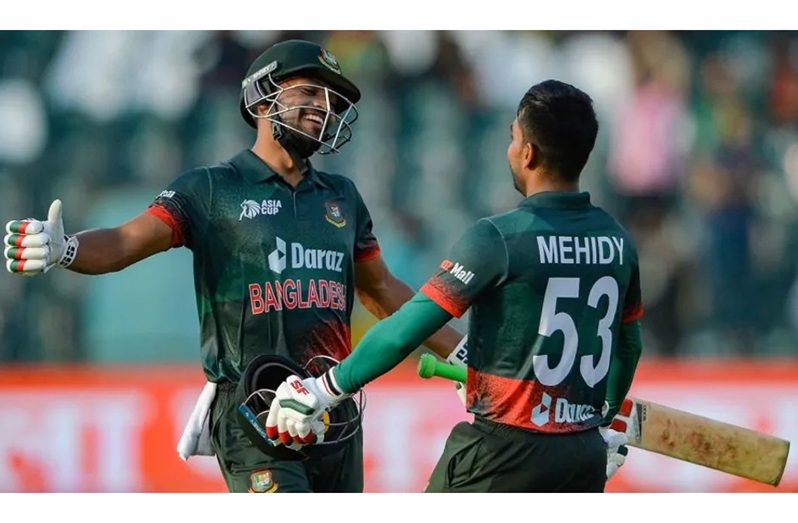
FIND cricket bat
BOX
[417,353,791,486]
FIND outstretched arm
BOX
[6,170,208,276]
[354,254,464,359]
[68,212,173,274]
[5,199,173,276]
[335,291,453,392]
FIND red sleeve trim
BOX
[145,205,185,248]
[420,281,467,318]
[354,244,381,262]
[621,303,644,323]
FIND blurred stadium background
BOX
[0,30,796,492]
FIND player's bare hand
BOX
[4,199,78,275]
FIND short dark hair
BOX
[516,79,599,182]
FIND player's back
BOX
[465,191,641,433]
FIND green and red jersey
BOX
[146,149,380,383]
[421,191,643,433]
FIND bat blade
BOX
[627,398,790,486]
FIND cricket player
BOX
[3,39,464,493]
[265,79,643,492]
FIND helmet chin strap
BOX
[271,118,320,159]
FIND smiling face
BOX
[249,72,358,156]
[259,76,341,138]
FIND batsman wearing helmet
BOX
[264,80,643,492]
[3,39,465,493]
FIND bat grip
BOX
[417,353,467,383]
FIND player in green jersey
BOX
[2,39,464,493]
[264,79,643,492]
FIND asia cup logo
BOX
[240,199,283,221]
[240,200,261,221]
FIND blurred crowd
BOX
[1,30,797,363]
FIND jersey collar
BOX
[519,191,592,210]
[231,149,331,189]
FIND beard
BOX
[272,119,321,159]
[509,164,524,195]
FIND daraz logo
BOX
[268,236,344,275]
[531,393,552,427]
[268,237,287,273]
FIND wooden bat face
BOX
[621,398,790,486]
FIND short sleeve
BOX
[145,168,210,250]
[352,185,380,262]
[621,241,644,323]
[420,219,508,318]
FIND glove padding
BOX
[4,199,77,275]
[599,426,629,480]
[264,371,348,450]
[447,335,469,408]
[600,398,633,480]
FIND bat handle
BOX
[417,354,467,383]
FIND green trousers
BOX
[210,382,363,493]
[425,418,606,492]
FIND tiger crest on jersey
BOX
[324,201,346,228]
[250,469,278,493]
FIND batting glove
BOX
[599,398,633,480]
[265,370,349,450]
[447,335,469,407]
[599,426,629,480]
[4,199,78,275]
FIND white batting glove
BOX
[4,199,78,275]
[599,426,629,480]
[265,371,348,450]
[600,398,634,480]
[447,336,469,407]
